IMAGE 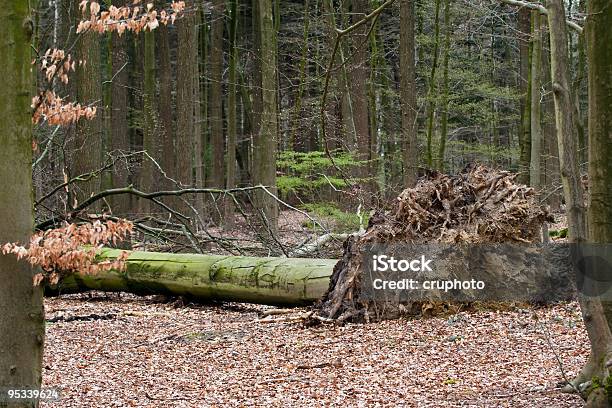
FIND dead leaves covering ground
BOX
[42,293,586,407]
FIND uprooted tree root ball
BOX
[317,164,554,323]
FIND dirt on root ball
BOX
[318,164,554,323]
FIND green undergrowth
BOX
[276,150,369,196]
[300,202,369,233]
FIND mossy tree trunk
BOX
[0,0,45,402]
[584,1,612,405]
[139,28,156,214]
[49,250,336,306]
[546,0,612,396]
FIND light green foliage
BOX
[300,202,369,233]
[276,150,367,196]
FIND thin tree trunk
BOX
[157,17,174,190]
[529,11,543,189]
[139,29,156,214]
[0,0,45,398]
[425,0,441,168]
[518,8,531,184]
[210,0,225,225]
[225,0,238,229]
[193,9,204,217]
[541,27,560,210]
[437,0,451,172]
[400,0,418,187]
[348,0,372,177]
[290,0,310,151]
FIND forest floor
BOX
[41,293,586,407]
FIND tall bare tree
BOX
[254,0,279,233]
[400,0,418,186]
[0,0,45,399]
[73,0,102,205]
[210,0,225,223]
[176,1,196,208]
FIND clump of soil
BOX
[318,164,554,323]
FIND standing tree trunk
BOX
[436,0,451,172]
[225,0,238,229]
[110,0,131,214]
[157,17,174,190]
[586,0,612,247]
[541,27,561,210]
[348,0,372,178]
[73,0,102,206]
[0,0,45,399]
[546,0,612,395]
[529,11,543,189]
[139,29,156,214]
[586,0,612,378]
[425,0,441,168]
[193,9,205,217]
[399,0,418,187]
[176,2,196,210]
[210,0,225,224]
[518,7,531,185]
[290,0,310,151]
[254,0,279,234]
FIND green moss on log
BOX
[46,249,337,306]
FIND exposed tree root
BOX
[317,165,554,323]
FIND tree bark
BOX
[49,249,336,306]
[73,0,102,206]
[210,0,225,223]
[546,0,612,392]
[157,17,174,190]
[176,1,196,211]
[254,0,279,234]
[110,0,131,215]
[425,0,441,169]
[400,0,418,187]
[139,29,156,214]
[437,0,451,172]
[518,7,531,185]
[349,0,372,177]
[225,0,238,229]
[586,0,612,391]
[0,0,45,400]
[529,11,543,189]
[193,8,205,217]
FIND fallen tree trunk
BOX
[46,249,337,306]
